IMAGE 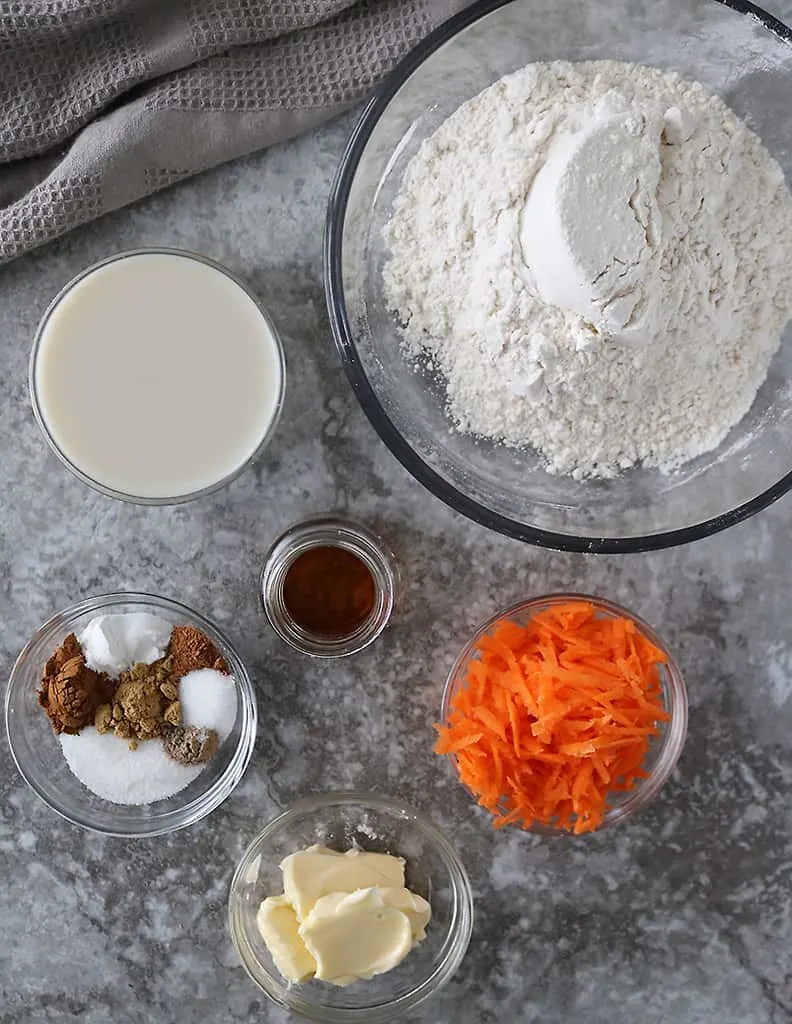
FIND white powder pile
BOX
[382,61,792,479]
[179,668,238,739]
[79,613,171,674]
[59,728,204,805]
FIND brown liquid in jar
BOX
[282,545,376,639]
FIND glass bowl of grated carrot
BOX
[437,594,688,835]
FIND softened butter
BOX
[256,844,431,987]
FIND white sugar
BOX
[60,728,202,805]
[58,667,238,806]
[179,668,237,741]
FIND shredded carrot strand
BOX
[434,601,671,834]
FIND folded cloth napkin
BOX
[0,0,466,262]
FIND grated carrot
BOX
[435,601,671,835]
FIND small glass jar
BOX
[260,516,398,657]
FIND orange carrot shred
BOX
[434,601,671,834]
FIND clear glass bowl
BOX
[227,792,474,1023]
[325,0,792,552]
[440,594,688,833]
[5,592,257,836]
[29,248,286,506]
[260,516,399,658]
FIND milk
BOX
[32,251,284,499]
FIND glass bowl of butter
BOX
[227,791,474,1022]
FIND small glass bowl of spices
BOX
[260,516,397,657]
[5,592,257,836]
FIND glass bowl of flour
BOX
[5,593,257,836]
[325,0,792,552]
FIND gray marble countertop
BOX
[3,6,792,1021]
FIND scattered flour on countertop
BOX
[354,821,383,841]
[382,61,792,479]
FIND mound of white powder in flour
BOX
[382,61,792,479]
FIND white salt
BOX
[180,668,237,741]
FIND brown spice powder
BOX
[38,633,112,735]
[162,725,219,766]
[168,625,229,679]
[93,657,181,749]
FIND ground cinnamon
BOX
[38,633,111,734]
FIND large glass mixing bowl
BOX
[325,0,792,553]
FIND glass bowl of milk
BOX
[29,249,285,504]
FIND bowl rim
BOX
[440,592,689,834]
[227,790,475,1023]
[29,246,286,506]
[323,0,792,555]
[5,591,258,837]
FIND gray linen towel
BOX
[0,0,465,262]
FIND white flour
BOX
[382,61,792,478]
